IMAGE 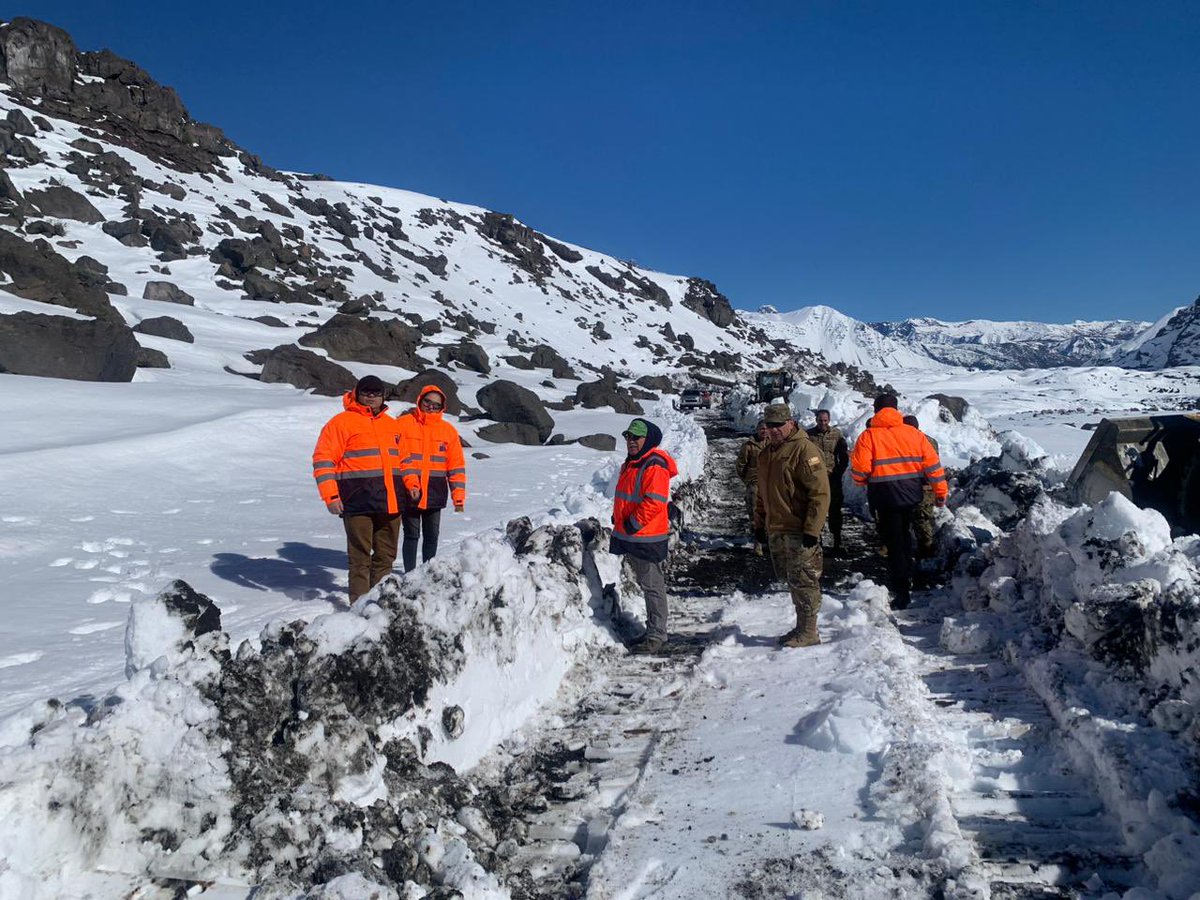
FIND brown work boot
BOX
[775,626,801,646]
[782,610,820,648]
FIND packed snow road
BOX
[476,411,1163,899]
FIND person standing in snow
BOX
[806,409,849,556]
[851,396,947,609]
[754,403,831,647]
[735,420,767,551]
[394,385,467,572]
[312,375,404,603]
[903,414,940,559]
[610,417,678,655]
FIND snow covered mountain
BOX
[1107,296,1200,369]
[869,315,1148,370]
[742,305,931,370]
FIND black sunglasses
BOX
[420,397,444,408]
[359,389,384,397]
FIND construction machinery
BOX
[1065,413,1200,535]
[755,368,795,403]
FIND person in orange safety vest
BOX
[394,385,467,572]
[610,417,678,655]
[850,394,947,609]
[312,375,404,603]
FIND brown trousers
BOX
[343,512,401,602]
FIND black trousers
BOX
[877,505,916,607]
[402,508,442,572]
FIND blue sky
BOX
[31,1,1199,323]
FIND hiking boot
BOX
[775,627,801,646]
[629,636,666,655]
[782,630,821,648]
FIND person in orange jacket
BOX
[610,417,678,655]
[394,385,467,572]
[850,394,948,609]
[312,375,404,603]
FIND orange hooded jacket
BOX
[312,392,404,516]
[394,385,467,511]
[610,420,678,562]
[850,407,948,510]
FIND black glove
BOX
[801,533,820,549]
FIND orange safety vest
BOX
[611,447,678,561]
[850,407,947,510]
[394,385,467,511]
[312,393,404,516]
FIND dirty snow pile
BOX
[938,463,1200,895]
[0,404,704,899]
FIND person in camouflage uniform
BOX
[903,415,938,558]
[754,403,831,648]
[735,420,767,548]
[806,409,849,555]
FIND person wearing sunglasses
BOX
[312,375,405,603]
[394,385,467,572]
[610,417,679,655]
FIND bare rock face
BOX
[0,230,118,320]
[477,212,553,280]
[299,314,425,369]
[142,280,195,305]
[437,341,490,374]
[927,393,969,422]
[683,277,738,328]
[258,344,356,396]
[0,311,138,380]
[476,380,554,444]
[25,184,104,223]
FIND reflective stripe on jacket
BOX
[312,393,403,516]
[611,447,678,561]
[394,384,467,511]
[850,407,948,510]
[753,428,831,536]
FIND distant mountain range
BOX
[743,304,1195,372]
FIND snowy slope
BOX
[742,305,932,370]
[1108,296,1200,369]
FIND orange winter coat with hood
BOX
[312,392,405,516]
[850,407,947,510]
[610,420,678,562]
[394,385,467,511]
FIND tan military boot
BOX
[782,608,820,648]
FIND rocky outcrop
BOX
[476,380,554,443]
[475,422,544,445]
[298,314,425,369]
[574,372,643,415]
[0,311,138,380]
[0,230,117,320]
[0,17,236,174]
[530,344,576,379]
[682,277,737,327]
[477,212,553,280]
[437,341,491,374]
[25,184,104,223]
[257,344,356,396]
[927,394,969,422]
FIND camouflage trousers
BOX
[768,532,823,616]
[913,488,936,557]
[744,481,758,531]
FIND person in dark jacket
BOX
[610,418,679,654]
[806,409,849,555]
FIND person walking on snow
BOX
[806,409,849,556]
[735,420,767,551]
[903,414,940,559]
[312,375,404,603]
[610,417,678,655]
[851,395,947,609]
[394,385,467,572]
[754,403,831,648]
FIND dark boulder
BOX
[6,108,36,136]
[142,280,194,305]
[477,212,552,280]
[476,379,554,443]
[242,271,317,306]
[25,220,64,237]
[927,394,969,423]
[574,372,644,414]
[210,237,277,273]
[136,347,169,368]
[394,369,462,415]
[299,314,425,369]
[636,374,675,393]
[475,422,544,446]
[102,218,141,242]
[437,341,491,374]
[530,344,576,379]
[25,185,104,223]
[257,344,356,396]
[0,312,138,381]
[0,230,117,320]
[578,433,617,452]
[134,315,194,343]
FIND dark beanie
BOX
[874,393,899,412]
[356,375,386,394]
